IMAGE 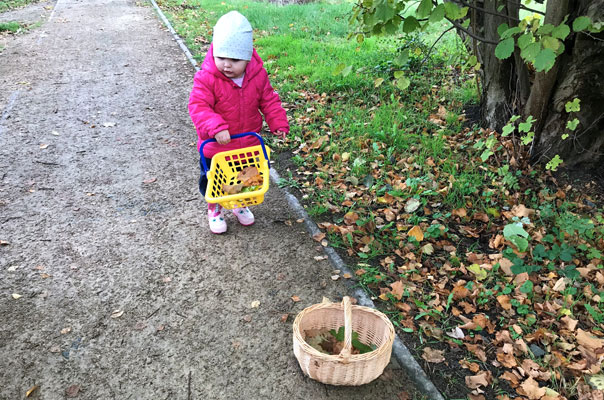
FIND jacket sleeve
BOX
[188,71,229,139]
[258,69,289,134]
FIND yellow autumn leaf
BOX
[408,225,424,242]
[468,264,488,281]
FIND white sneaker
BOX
[232,207,254,226]
[208,203,227,234]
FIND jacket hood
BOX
[201,44,264,83]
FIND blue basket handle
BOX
[199,132,271,173]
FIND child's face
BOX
[214,57,248,79]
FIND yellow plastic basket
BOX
[200,132,271,210]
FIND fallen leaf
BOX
[343,211,359,225]
[111,309,124,319]
[60,327,71,334]
[25,385,39,397]
[331,275,340,280]
[511,204,534,218]
[422,347,445,363]
[251,300,260,308]
[561,316,578,331]
[421,243,434,255]
[518,377,546,399]
[390,281,405,300]
[65,384,80,397]
[12,293,22,299]
[0,240,9,246]
[404,198,421,213]
[588,374,604,390]
[291,295,301,302]
[497,294,512,310]
[143,177,157,184]
[577,329,604,350]
[467,264,488,280]
[465,371,490,389]
[40,143,49,149]
[408,225,424,242]
[452,208,467,217]
[280,314,289,322]
[312,232,326,242]
[446,327,465,339]
[51,130,60,136]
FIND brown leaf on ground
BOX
[65,385,80,398]
[497,295,512,310]
[460,359,480,373]
[500,370,521,386]
[422,347,445,363]
[577,329,604,351]
[390,281,405,300]
[312,232,326,242]
[291,295,301,302]
[465,343,487,362]
[343,211,359,225]
[518,377,546,399]
[511,204,535,218]
[473,212,489,223]
[465,371,491,389]
[452,208,467,217]
[561,316,578,331]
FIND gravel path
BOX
[0,0,417,399]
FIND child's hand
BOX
[273,130,287,140]
[215,130,231,144]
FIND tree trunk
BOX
[478,0,520,131]
[532,0,604,167]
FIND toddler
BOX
[188,11,289,234]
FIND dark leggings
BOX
[198,156,213,196]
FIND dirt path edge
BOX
[147,1,445,399]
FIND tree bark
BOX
[532,0,604,167]
[479,0,521,131]
[523,0,568,137]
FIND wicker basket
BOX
[292,296,395,386]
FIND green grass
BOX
[0,21,22,33]
[0,0,41,13]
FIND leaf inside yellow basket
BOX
[237,166,259,181]
[222,183,243,194]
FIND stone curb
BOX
[147,2,445,399]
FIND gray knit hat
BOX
[212,11,253,61]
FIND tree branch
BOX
[447,17,499,45]
[504,0,546,16]
[449,0,520,23]
[420,25,456,67]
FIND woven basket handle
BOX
[339,296,353,363]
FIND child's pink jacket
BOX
[189,44,289,158]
